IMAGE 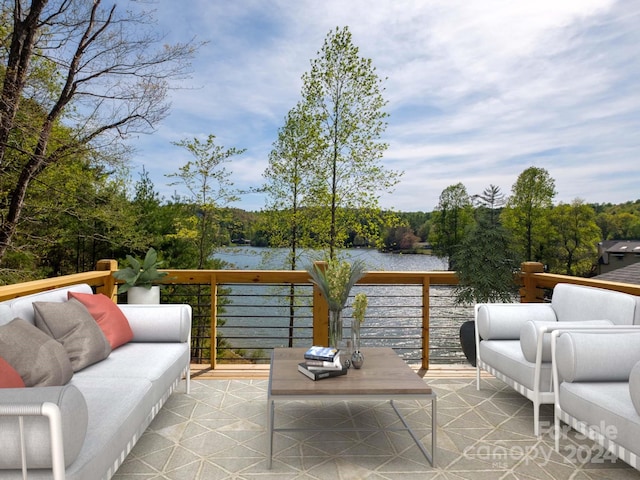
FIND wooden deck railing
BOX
[1,260,639,371]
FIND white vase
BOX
[127,286,160,304]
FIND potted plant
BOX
[113,247,168,304]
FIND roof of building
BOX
[606,241,640,254]
[593,262,640,285]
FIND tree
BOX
[452,184,521,304]
[472,184,506,224]
[167,134,245,269]
[299,26,401,258]
[548,199,601,276]
[261,104,322,270]
[501,167,556,262]
[0,0,198,263]
[429,183,473,269]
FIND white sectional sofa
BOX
[553,329,640,470]
[474,283,640,435]
[0,284,192,480]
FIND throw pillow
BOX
[67,291,134,349]
[0,355,25,388]
[0,318,73,386]
[33,301,111,372]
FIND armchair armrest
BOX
[118,304,192,342]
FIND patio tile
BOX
[112,378,640,480]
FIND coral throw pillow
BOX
[68,292,134,349]
[0,356,25,388]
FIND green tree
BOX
[262,104,322,270]
[429,183,473,269]
[0,0,198,263]
[299,26,401,258]
[452,185,521,304]
[501,167,556,261]
[167,134,245,269]
[548,199,601,276]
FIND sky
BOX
[129,0,640,212]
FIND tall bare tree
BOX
[0,0,199,262]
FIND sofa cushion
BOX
[629,361,640,416]
[64,376,154,479]
[0,384,87,469]
[77,342,189,403]
[479,339,553,392]
[34,301,111,372]
[559,382,640,461]
[477,303,557,340]
[0,304,14,326]
[0,355,24,388]
[0,318,73,386]
[520,319,613,363]
[68,292,134,349]
[556,331,640,382]
[7,284,94,325]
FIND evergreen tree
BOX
[452,185,521,304]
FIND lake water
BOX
[214,246,448,271]
[212,246,471,365]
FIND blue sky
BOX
[129,0,640,212]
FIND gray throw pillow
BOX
[34,300,111,372]
[0,318,73,386]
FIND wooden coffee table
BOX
[267,347,436,468]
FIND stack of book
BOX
[298,346,348,380]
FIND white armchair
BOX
[475,283,640,435]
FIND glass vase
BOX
[328,309,343,349]
[351,320,364,368]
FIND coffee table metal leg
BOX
[389,395,436,467]
[267,397,274,469]
[432,395,437,467]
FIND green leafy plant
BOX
[306,259,366,311]
[113,248,168,294]
[352,292,368,324]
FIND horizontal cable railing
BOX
[1,260,639,372]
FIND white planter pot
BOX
[127,286,160,304]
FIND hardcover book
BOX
[297,362,348,381]
[304,345,339,362]
[305,354,342,370]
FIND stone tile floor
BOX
[113,378,640,479]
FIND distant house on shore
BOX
[597,240,640,275]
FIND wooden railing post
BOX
[311,261,329,346]
[421,275,430,371]
[520,262,545,303]
[96,259,118,300]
